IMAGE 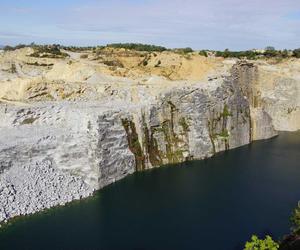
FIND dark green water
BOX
[1,132,300,250]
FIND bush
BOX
[264,49,278,58]
[174,47,194,54]
[3,46,14,51]
[181,47,194,53]
[214,48,294,60]
[61,45,100,52]
[215,49,257,59]
[244,235,279,250]
[293,49,300,58]
[102,60,124,68]
[199,50,208,57]
[106,43,167,52]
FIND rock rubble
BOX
[0,159,94,223]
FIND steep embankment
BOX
[0,48,298,224]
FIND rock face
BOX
[122,73,253,170]
[0,48,298,224]
[230,61,278,140]
[255,60,300,131]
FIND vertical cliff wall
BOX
[230,61,278,140]
[120,63,277,171]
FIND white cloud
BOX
[1,0,300,49]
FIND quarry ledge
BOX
[0,52,298,225]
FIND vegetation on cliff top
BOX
[2,43,300,61]
[106,43,167,52]
[214,47,300,60]
[29,44,69,58]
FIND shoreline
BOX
[1,132,285,228]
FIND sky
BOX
[1,0,300,50]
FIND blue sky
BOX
[1,0,300,50]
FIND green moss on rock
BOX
[121,118,145,171]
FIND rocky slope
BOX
[0,48,298,224]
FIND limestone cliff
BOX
[0,48,298,224]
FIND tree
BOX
[174,47,194,54]
[264,50,278,58]
[244,235,279,250]
[199,50,208,57]
[3,45,14,51]
[181,47,193,53]
[280,49,289,58]
[223,48,230,58]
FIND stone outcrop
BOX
[1,48,298,224]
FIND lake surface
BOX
[1,132,300,250]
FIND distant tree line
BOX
[2,43,300,60]
[214,47,300,59]
[2,43,168,53]
[173,47,194,54]
[3,44,27,51]
[106,43,167,52]
[2,43,98,53]
[60,45,104,52]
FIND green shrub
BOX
[174,47,194,54]
[213,48,295,60]
[199,50,208,57]
[293,49,300,58]
[222,104,232,117]
[264,49,278,58]
[218,129,229,138]
[102,60,124,68]
[61,45,100,52]
[281,49,289,58]
[181,47,194,53]
[244,235,279,250]
[215,49,257,59]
